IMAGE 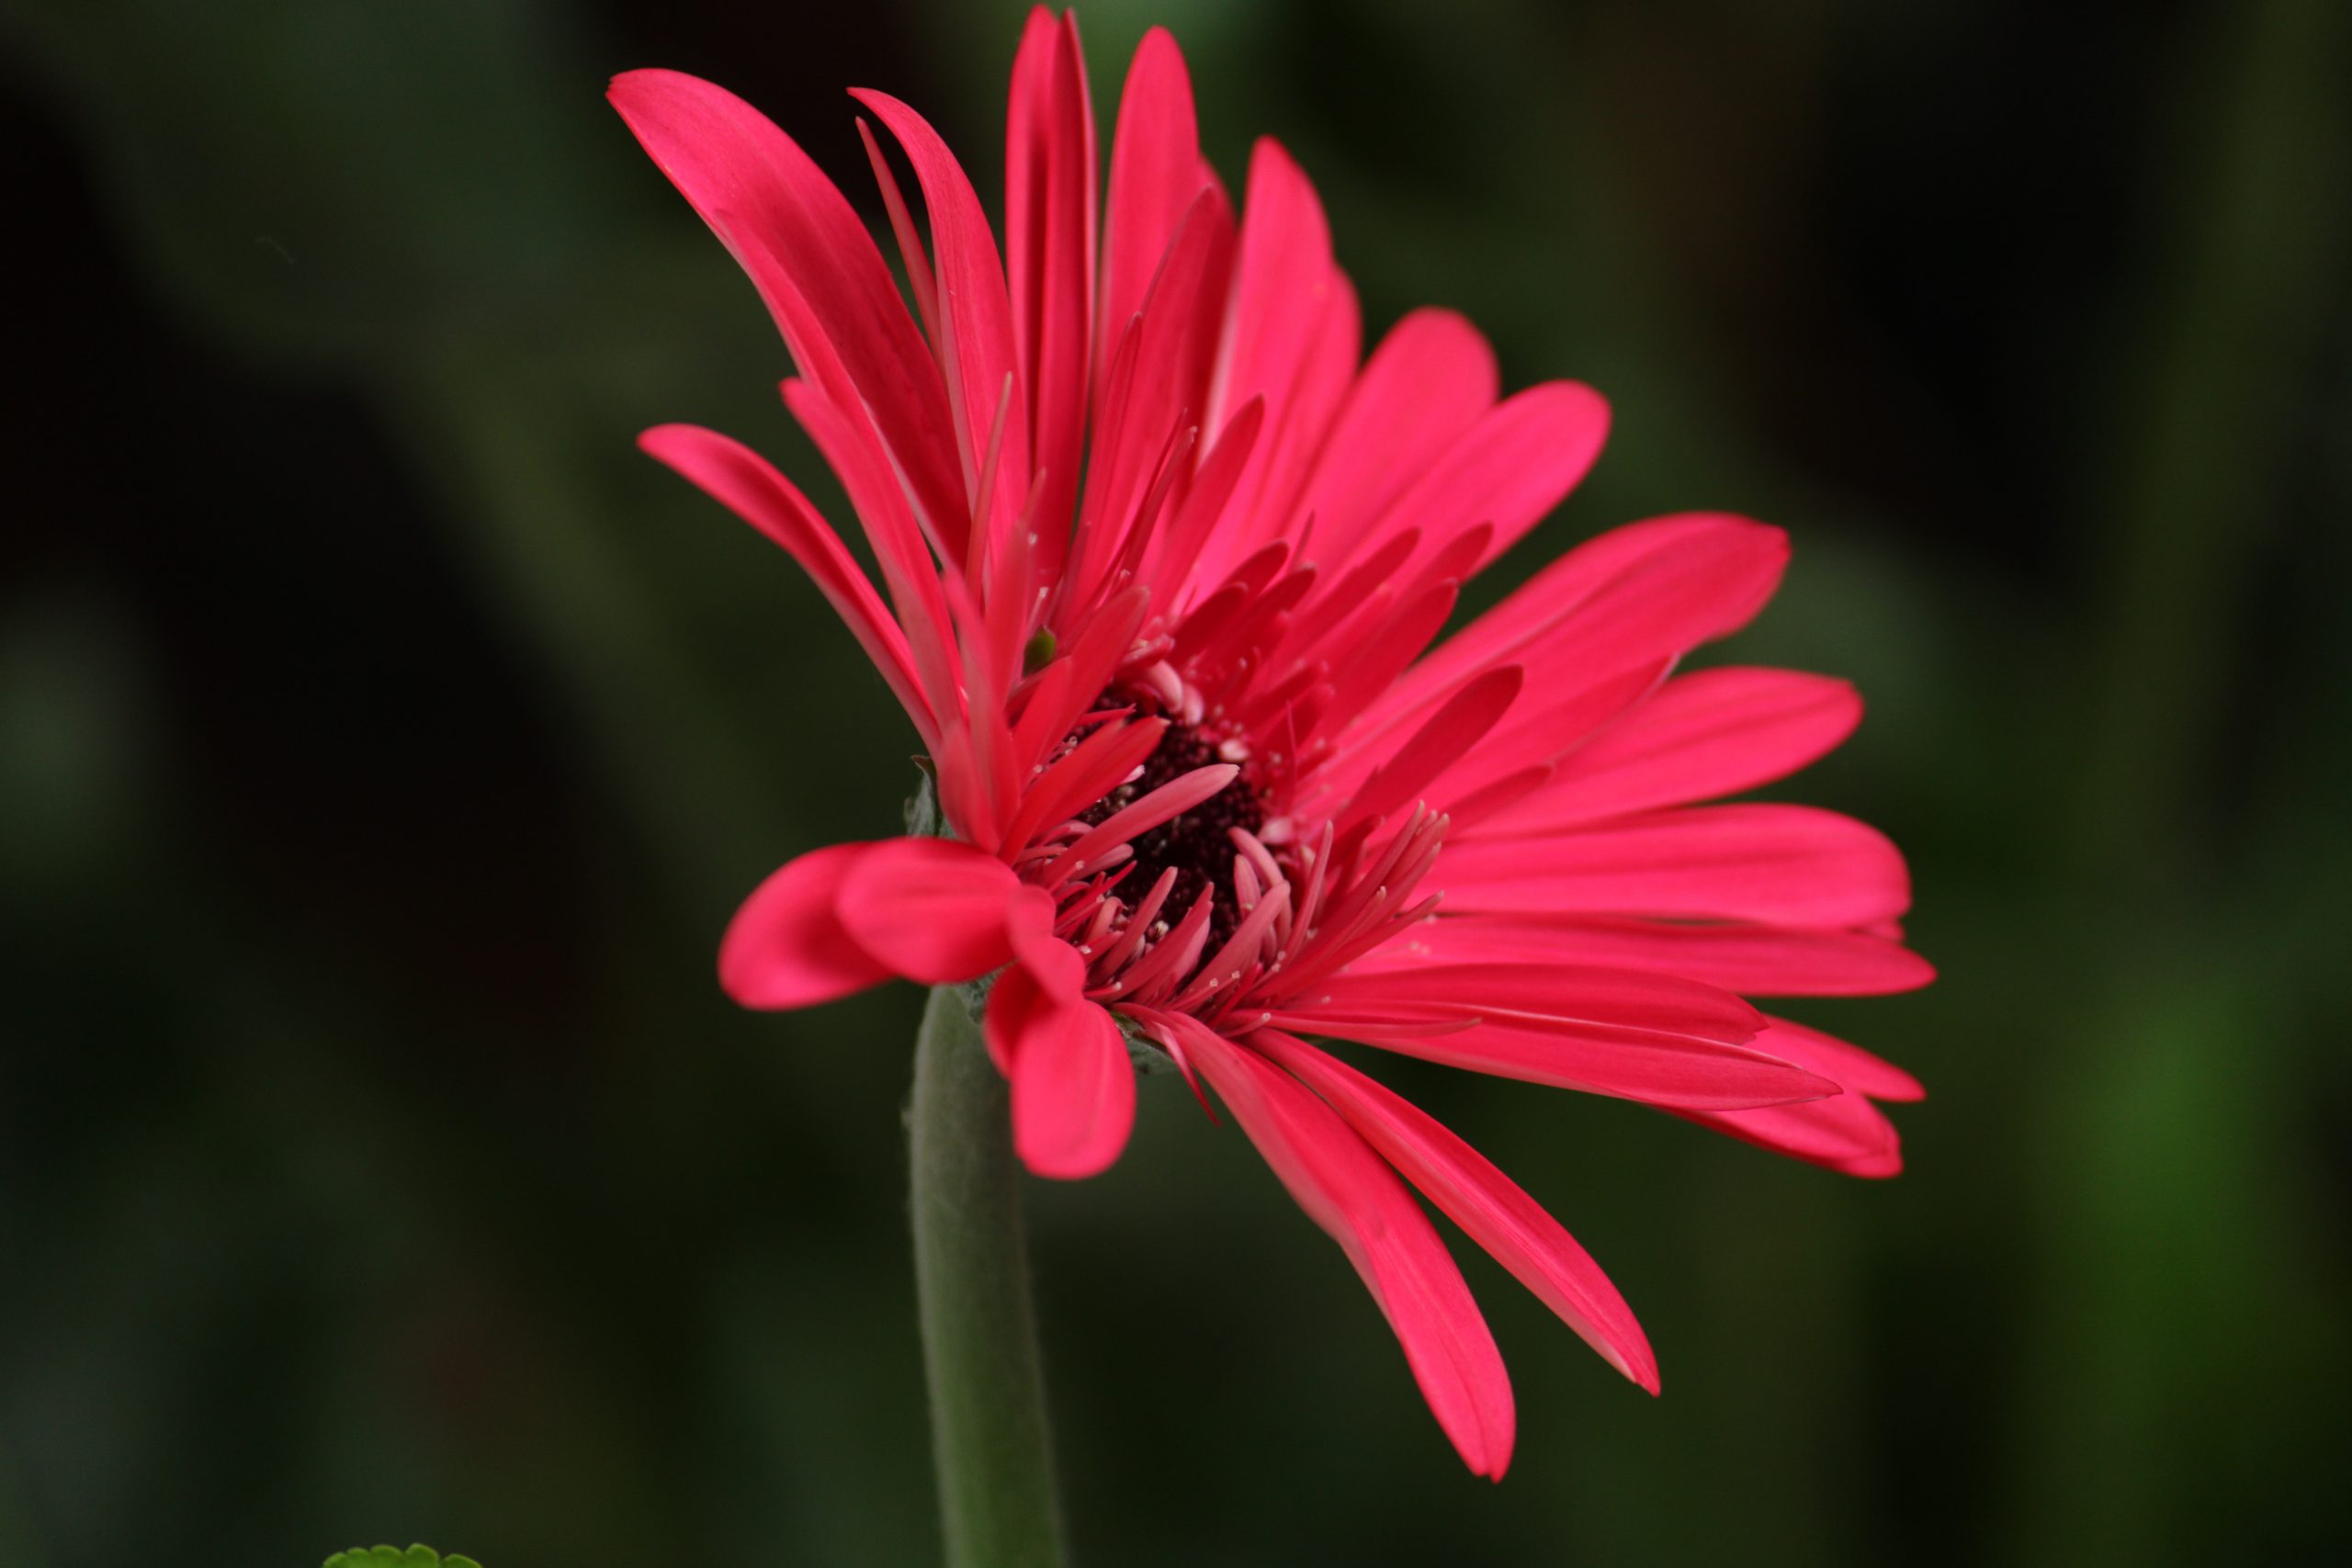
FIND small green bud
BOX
[1023,627,1058,672]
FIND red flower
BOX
[613,8,1928,1479]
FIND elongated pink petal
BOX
[1340,666,1523,829]
[1171,1018,1515,1478]
[834,839,1022,984]
[1671,1014,1920,1177]
[1356,380,1610,572]
[1443,805,1911,928]
[1683,1090,1900,1175]
[1679,1092,1904,1178]
[1317,581,1461,738]
[1005,9,1096,554]
[784,381,964,735]
[1493,667,1862,828]
[1071,187,1237,609]
[1100,26,1210,399]
[1204,137,1337,448]
[1290,308,1499,561]
[1744,1016,1925,1102]
[640,424,934,742]
[1665,1020,1918,1175]
[1194,138,1356,582]
[1389,514,1788,728]
[719,842,899,1008]
[1275,992,1837,1111]
[1040,762,1240,886]
[1262,525,1421,679]
[852,88,1033,547]
[1001,713,1168,854]
[1494,513,1785,675]
[1442,765,1555,830]
[1419,660,1671,808]
[1228,270,1362,558]
[1257,1032,1658,1392]
[1408,915,1936,997]
[1134,389,1259,612]
[606,70,965,549]
[1317,962,1762,1042]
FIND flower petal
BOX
[1415,660,1671,808]
[1005,990,1136,1179]
[1669,1019,1918,1176]
[1204,136,1339,456]
[1443,804,1911,928]
[1257,1032,1658,1392]
[639,424,934,742]
[852,87,1033,547]
[1408,915,1936,997]
[981,957,1046,1076]
[1100,26,1211,397]
[980,886,1083,1054]
[1357,379,1611,572]
[606,70,965,548]
[719,842,900,1009]
[834,838,1023,984]
[1194,138,1358,581]
[1316,959,1760,1037]
[1037,761,1239,887]
[1387,513,1788,728]
[1338,665,1523,830]
[972,889,1136,1178]
[1289,307,1499,561]
[1272,1011,1837,1112]
[1745,1015,1924,1102]
[1171,1017,1516,1478]
[1005,8,1097,556]
[1680,1091,1905,1178]
[1493,667,1862,829]
[1073,187,1236,609]
[782,381,965,733]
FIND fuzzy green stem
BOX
[910,985,1069,1568]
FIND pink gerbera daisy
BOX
[612,9,1928,1479]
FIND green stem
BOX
[910,986,1069,1568]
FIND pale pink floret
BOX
[614,6,1929,1477]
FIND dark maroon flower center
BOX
[1080,716,1266,945]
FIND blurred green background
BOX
[3,0,2346,1563]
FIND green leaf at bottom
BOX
[322,1547,481,1568]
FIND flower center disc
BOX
[1080,718,1266,943]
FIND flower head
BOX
[613,8,1928,1479]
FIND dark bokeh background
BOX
[4,1,2347,1563]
